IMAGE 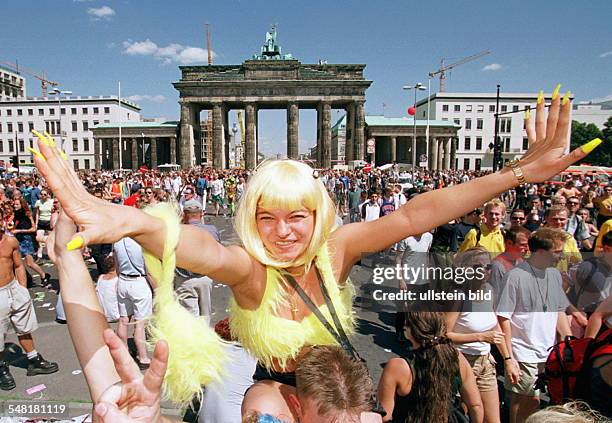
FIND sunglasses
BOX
[511,216,526,221]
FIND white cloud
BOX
[482,63,503,72]
[125,95,167,103]
[588,93,612,104]
[600,51,612,58]
[122,39,215,65]
[87,6,115,20]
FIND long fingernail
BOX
[537,91,544,105]
[66,236,84,251]
[552,83,561,101]
[59,149,68,160]
[43,131,56,147]
[32,130,50,146]
[581,138,602,154]
[27,147,46,161]
[524,109,531,119]
[561,91,571,106]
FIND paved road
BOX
[0,213,401,420]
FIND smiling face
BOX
[484,206,505,229]
[256,207,315,263]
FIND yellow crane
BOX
[0,59,58,96]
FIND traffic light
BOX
[10,156,18,168]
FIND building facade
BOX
[0,96,140,169]
[0,66,26,100]
[415,92,557,170]
[572,102,611,129]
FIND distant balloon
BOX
[407,107,416,116]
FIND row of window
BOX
[452,118,485,130]
[442,104,528,113]
[462,136,530,152]
[0,138,91,153]
[0,106,111,117]
[8,156,91,170]
[0,120,109,134]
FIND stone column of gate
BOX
[223,106,230,168]
[112,138,120,170]
[444,138,452,170]
[450,137,457,170]
[287,102,299,160]
[316,103,322,166]
[211,103,223,169]
[321,102,332,169]
[345,104,355,163]
[354,101,366,161]
[244,103,257,170]
[179,102,195,169]
[390,136,397,162]
[94,138,101,169]
[170,136,177,165]
[191,104,201,168]
[150,137,157,169]
[437,139,445,171]
[130,138,138,170]
[429,137,438,171]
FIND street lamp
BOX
[403,83,427,182]
[48,88,72,150]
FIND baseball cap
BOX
[183,199,203,212]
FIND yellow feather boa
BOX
[142,203,227,407]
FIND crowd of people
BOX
[0,100,609,423]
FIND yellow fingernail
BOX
[581,138,602,154]
[537,90,544,105]
[552,83,561,101]
[561,91,571,106]
[524,109,531,119]
[27,147,46,161]
[66,236,84,251]
[59,149,68,160]
[32,130,49,146]
[43,131,56,147]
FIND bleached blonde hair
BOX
[234,160,337,268]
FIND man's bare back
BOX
[0,234,21,287]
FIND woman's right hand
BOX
[478,330,504,344]
[31,131,138,249]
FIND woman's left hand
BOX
[520,85,602,183]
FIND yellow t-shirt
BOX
[459,223,505,256]
[557,236,582,272]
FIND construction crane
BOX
[0,59,58,96]
[205,23,213,65]
[428,50,491,92]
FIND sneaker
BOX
[27,354,59,376]
[0,362,16,391]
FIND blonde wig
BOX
[234,160,337,269]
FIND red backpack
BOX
[540,328,612,405]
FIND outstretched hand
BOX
[519,85,602,183]
[30,130,136,250]
[94,329,168,423]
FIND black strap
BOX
[282,267,360,360]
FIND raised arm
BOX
[334,87,602,263]
[30,131,251,287]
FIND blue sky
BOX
[2,0,611,155]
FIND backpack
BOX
[540,328,612,405]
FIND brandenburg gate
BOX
[173,27,372,169]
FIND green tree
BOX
[570,120,610,166]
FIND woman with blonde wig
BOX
[29,90,603,422]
